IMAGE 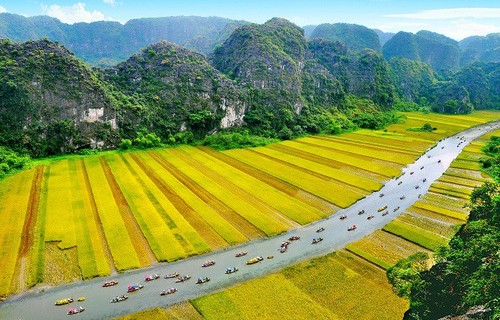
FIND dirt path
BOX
[10,166,44,293]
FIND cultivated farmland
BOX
[0,111,497,298]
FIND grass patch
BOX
[383,220,448,251]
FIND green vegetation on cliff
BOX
[310,23,382,52]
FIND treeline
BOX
[387,136,500,319]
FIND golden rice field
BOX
[0,111,498,299]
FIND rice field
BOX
[0,110,497,299]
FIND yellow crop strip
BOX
[432,181,474,196]
[181,146,326,223]
[253,146,382,192]
[450,159,482,171]
[0,170,34,297]
[299,136,416,164]
[224,149,365,208]
[135,152,246,246]
[343,130,433,152]
[192,273,337,320]
[44,160,77,249]
[121,153,209,255]
[280,140,401,177]
[67,159,106,278]
[105,154,187,262]
[84,157,140,271]
[346,230,430,269]
[412,201,467,221]
[397,212,457,239]
[157,149,290,236]
[439,174,483,188]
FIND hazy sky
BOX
[1,0,499,40]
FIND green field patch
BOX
[0,170,34,297]
[199,147,337,214]
[444,167,491,182]
[397,212,457,239]
[439,174,483,188]
[383,219,449,251]
[120,153,210,256]
[133,152,245,246]
[254,146,382,192]
[105,155,187,262]
[432,181,473,197]
[192,273,336,320]
[224,148,365,208]
[412,202,467,221]
[345,230,429,270]
[180,146,325,223]
[450,159,482,170]
[155,149,291,236]
[84,157,140,271]
[421,192,468,214]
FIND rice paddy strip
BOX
[383,219,449,251]
[431,181,473,197]
[105,155,186,262]
[120,153,210,256]
[439,174,483,188]
[65,160,99,278]
[406,206,465,226]
[300,136,415,165]
[428,187,471,200]
[259,145,383,191]
[44,160,77,249]
[420,192,468,214]
[0,170,34,297]
[116,304,204,320]
[412,202,468,221]
[397,212,457,239]
[78,160,112,276]
[450,159,482,170]
[309,136,418,164]
[180,146,326,223]
[343,130,433,152]
[334,135,424,155]
[199,146,337,214]
[150,150,268,239]
[405,115,473,128]
[133,152,243,246]
[99,157,156,267]
[284,250,409,320]
[224,148,364,208]
[154,150,291,236]
[29,166,50,286]
[270,143,391,184]
[9,166,44,293]
[84,157,140,271]
[345,230,430,269]
[281,140,401,177]
[444,167,491,181]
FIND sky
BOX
[0,0,499,40]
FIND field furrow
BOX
[200,146,337,214]
[84,157,140,271]
[79,160,113,276]
[105,155,187,262]
[224,149,365,208]
[153,150,290,236]
[0,169,34,297]
[132,153,243,246]
[340,130,432,152]
[431,181,473,196]
[10,166,44,293]
[438,174,484,188]
[180,146,326,223]
[120,154,209,256]
[99,157,155,267]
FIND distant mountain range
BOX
[0,15,498,158]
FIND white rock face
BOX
[83,108,104,122]
[220,98,246,128]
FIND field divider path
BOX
[99,157,156,267]
[1,121,498,320]
[80,160,115,275]
[10,167,43,294]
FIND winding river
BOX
[1,121,499,320]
